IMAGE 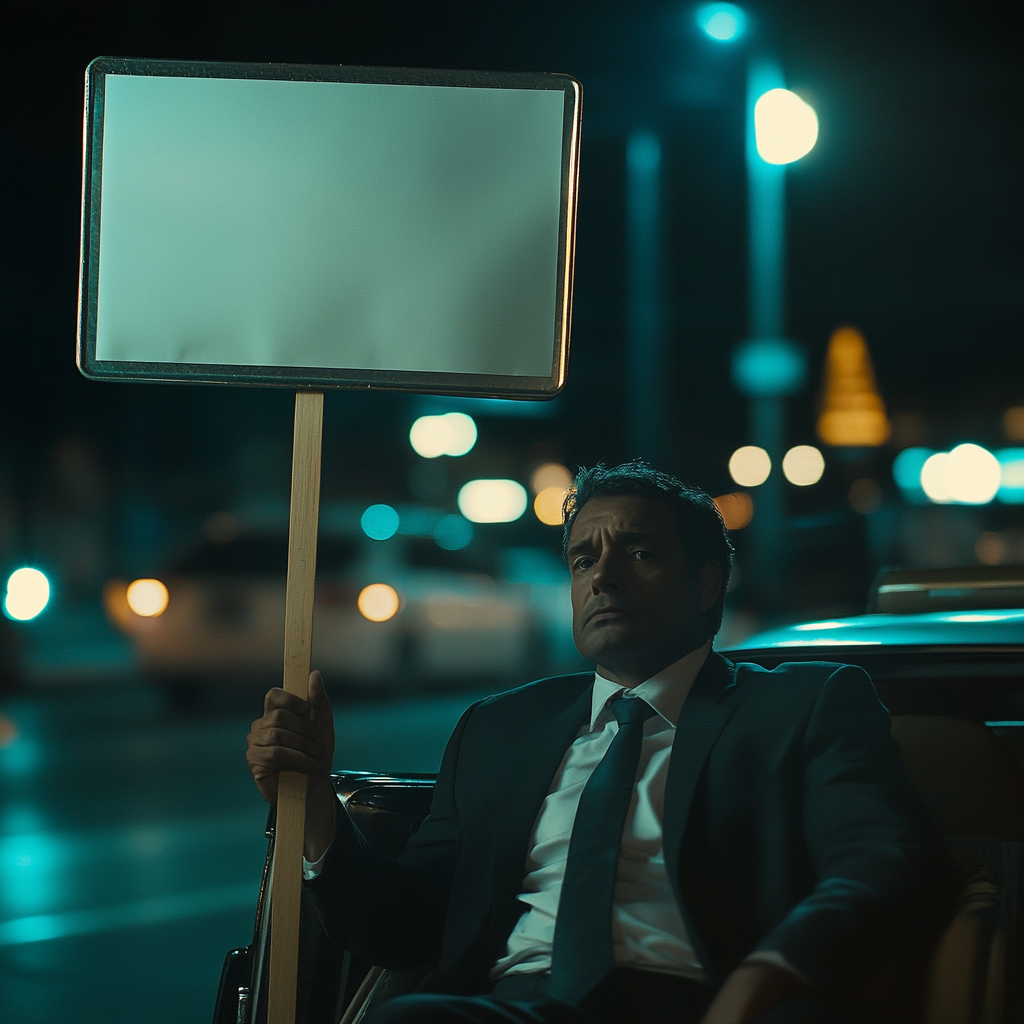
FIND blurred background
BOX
[1,2,1021,1021]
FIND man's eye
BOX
[573,557,595,571]
[632,550,653,560]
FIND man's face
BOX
[567,495,719,685]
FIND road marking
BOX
[0,881,255,945]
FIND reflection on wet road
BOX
[0,682,493,1024]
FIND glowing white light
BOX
[4,568,50,621]
[754,88,819,165]
[943,443,1001,505]
[126,578,169,617]
[728,446,771,487]
[920,452,951,503]
[409,413,477,458]
[792,621,845,631]
[357,584,400,622]
[457,479,528,523]
[782,445,825,486]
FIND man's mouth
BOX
[587,604,630,625]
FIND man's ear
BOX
[697,560,723,613]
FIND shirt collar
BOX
[590,641,712,730]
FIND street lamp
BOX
[732,58,818,604]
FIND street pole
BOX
[626,130,667,467]
[738,59,809,608]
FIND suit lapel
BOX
[663,651,739,974]
[491,677,594,909]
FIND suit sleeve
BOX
[304,700,478,969]
[754,664,952,993]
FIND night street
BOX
[0,681,492,1024]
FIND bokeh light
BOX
[695,3,746,42]
[974,532,1004,566]
[997,448,1024,504]
[433,514,474,551]
[943,444,1001,504]
[754,88,819,165]
[728,446,771,487]
[357,583,400,622]
[409,413,477,458]
[816,327,890,447]
[4,568,50,621]
[782,445,825,486]
[529,462,573,494]
[534,486,568,526]
[848,478,882,515]
[713,492,754,530]
[457,479,528,523]
[125,578,169,617]
[920,452,950,503]
[360,504,400,540]
[732,338,806,397]
[1003,406,1024,442]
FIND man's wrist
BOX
[303,777,336,863]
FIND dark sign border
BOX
[78,57,581,398]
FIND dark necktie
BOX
[549,695,658,1003]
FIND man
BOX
[247,462,949,1024]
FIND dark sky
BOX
[2,0,1022,498]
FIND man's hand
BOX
[246,670,336,861]
[701,962,811,1024]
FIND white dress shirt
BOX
[490,642,712,983]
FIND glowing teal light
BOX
[732,338,806,397]
[434,514,473,551]
[695,3,746,41]
[891,448,932,504]
[996,448,1024,504]
[360,504,400,541]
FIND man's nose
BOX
[591,554,620,593]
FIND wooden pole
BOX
[267,390,324,1024]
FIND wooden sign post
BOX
[78,57,580,1024]
[268,391,324,1023]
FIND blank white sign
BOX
[90,71,570,381]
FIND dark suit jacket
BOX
[307,653,950,997]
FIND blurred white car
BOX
[104,530,552,700]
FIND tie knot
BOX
[609,696,657,727]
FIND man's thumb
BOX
[309,670,331,720]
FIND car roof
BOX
[723,609,1024,654]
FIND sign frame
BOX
[77,57,582,399]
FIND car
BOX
[103,517,573,704]
[214,571,1023,1024]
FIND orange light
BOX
[126,578,169,617]
[529,462,573,494]
[713,492,754,530]
[1002,406,1024,442]
[816,327,891,447]
[357,584,400,622]
[975,532,1005,566]
[534,486,569,526]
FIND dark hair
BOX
[561,460,734,636]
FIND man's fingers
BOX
[254,706,316,737]
[247,724,325,756]
[263,687,312,717]
[247,745,322,779]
